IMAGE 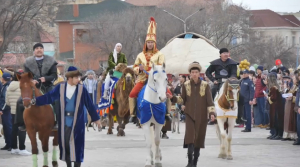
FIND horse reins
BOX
[224,83,240,102]
[22,86,36,105]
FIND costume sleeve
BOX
[205,65,215,82]
[268,87,277,104]
[249,80,255,101]
[108,53,116,69]
[44,63,58,82]
[158,53,165,65]
[205,83,215,113]
[122,54,128,65]
[133,54,142,75]
[229,64,238,78]
[181,84,187,105]
[83,86,100,122]
[35,84,60,106]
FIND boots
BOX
[186,144,194,167]
[165,98,172,122]
[193,148,200,167]
[74,162,81,167]
[129,97,138,123]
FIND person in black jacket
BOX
[240,70,255,132]
[0,73,12,151]
[17,43,58,131]
[205,48,238,99]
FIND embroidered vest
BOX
[184,80,208,97]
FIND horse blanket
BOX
[215,101,238,118]
[137,86,166,125]
[98,76,119,110]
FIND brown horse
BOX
[107,64,135,136]
[17,72,58,167]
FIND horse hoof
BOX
[151,160,154,165]
[155,163,162,167]
[227,155,233,160]
[107,130,113,135]
[52,161,58,167]
[218,154,227,159]
[178,132,180,134]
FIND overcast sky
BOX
[231,0,300,13]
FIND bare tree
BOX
[0,0,63,60]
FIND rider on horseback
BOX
[205,48,238,100]
[129,17,172,122]
[17,43,58,131]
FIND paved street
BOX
[0,123,299,167]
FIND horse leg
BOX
[27,128,39,167]
[177,113,180,134]
[52,131,59,167]
[107,113,113,135]
[142,122,152,167]
[116,114,124,136]
[154,123,163,167]
[39,131,51,167]
[227,118,236,160]
[217,118,227,159]
[172,116,175,133]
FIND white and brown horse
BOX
[214,78,240,160]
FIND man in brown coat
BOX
[172,61,215,167]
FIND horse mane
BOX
[217,80,230,110]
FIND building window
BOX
[292,36,295,47]
[231,36,237,46]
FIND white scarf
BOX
[113,43,122,63]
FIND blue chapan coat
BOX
[35,82,100,162]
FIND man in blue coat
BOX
[34,66,101,167]
[240,69,255,132]
[0,73,12,151]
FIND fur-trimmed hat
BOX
[33,43,44,51]
[188,61,202,73]
[65,66,81,78]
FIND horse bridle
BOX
[225,83,240,102]
[22,86,36,105]
[146,70,167,94]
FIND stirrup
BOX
[18,126,26,132]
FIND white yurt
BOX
[161,32,220,74]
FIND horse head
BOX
[16,72,37,108]
[223,78,240,110]
[148,62,168,102]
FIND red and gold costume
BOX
[129,17,171,116]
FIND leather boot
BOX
[186,144,194,167]
[74,162,81,167]
[165,98,172,122]
[129,98,138,123]
[66,160,72,167]
[193,148,200,167]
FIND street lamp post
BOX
[297,44,300,68]
[163,8,205,33]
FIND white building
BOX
[250,10,300,47]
